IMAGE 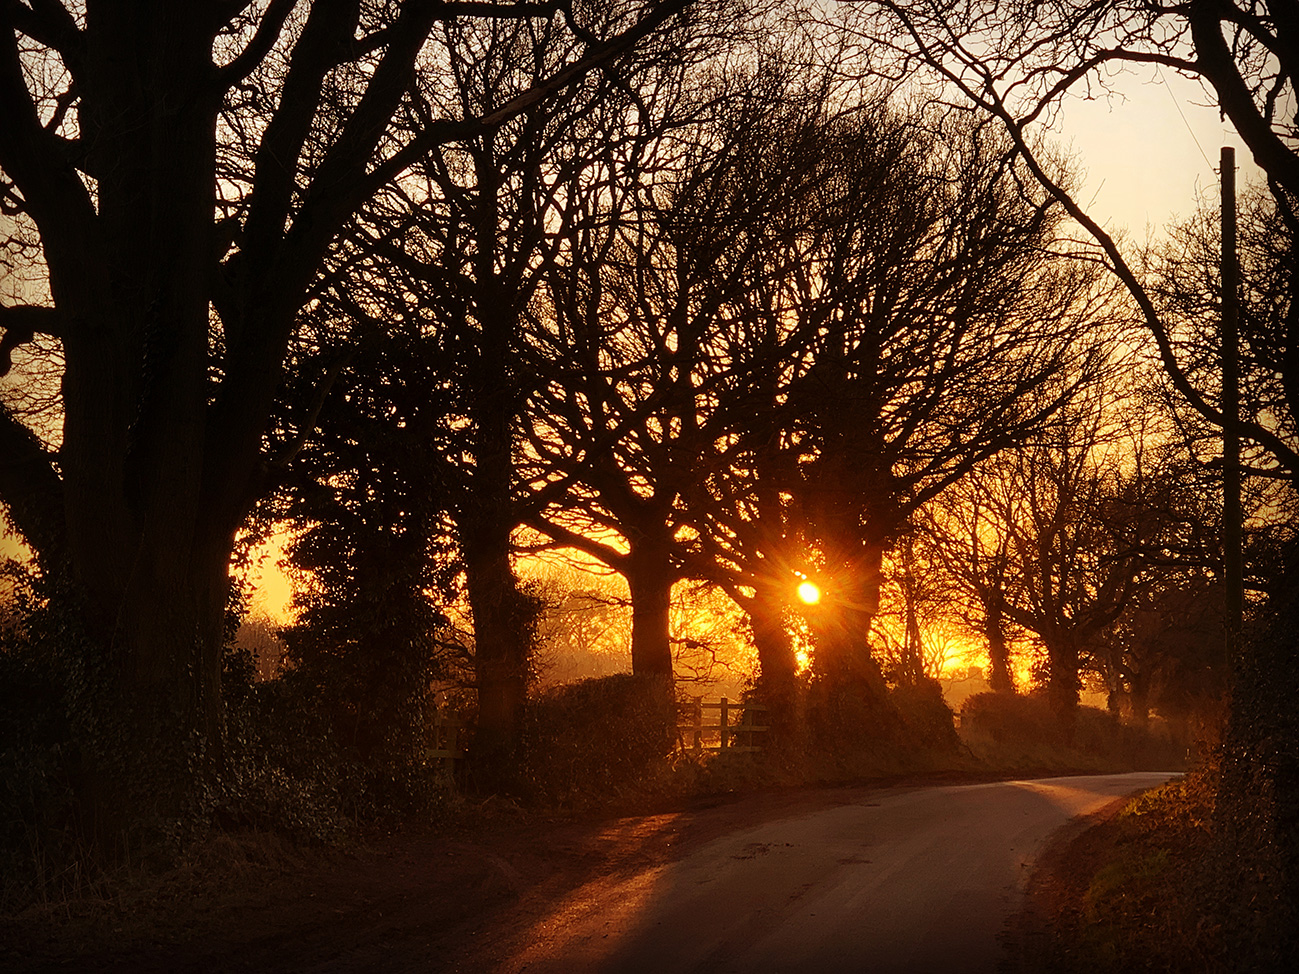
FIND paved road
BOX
[507,772,1177,974]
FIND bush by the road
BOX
[518,674,673,807]
[959,691,1187,773]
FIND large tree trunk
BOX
[626,533,675,680]
[462,358,532,785]
[462,149,534,786]
[815,540,888,698]
[69,529,234,852]
[1045,634,1081,738]
[624,530,676,748]
[463,521,531,787]
[983,599,1015,694]
[54,12,237,851]
[749,585,798,742]
[808,540,897,746]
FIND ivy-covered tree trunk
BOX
[806,537,896,747]
[463,520,532,786]
[48,14,236,848]
[462,154,534,785]
[814,540,888,698]
[1045,632,1081,737]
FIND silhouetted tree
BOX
[737,110,1108,711]
[527,52,824,698]
[272,311,463,800]
[0,0,698,846]
[852,0,1299,480]
[920,488,1024,694]
[1094,564,1224,724]
[939,381,1222,732]
[267,3,749,781]
[1145,188,1299,558]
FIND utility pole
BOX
[1221,146,1243,661]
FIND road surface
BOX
[506,772,1177,974]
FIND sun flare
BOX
[797,580,821,605]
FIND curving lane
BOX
[508,772,1177,974]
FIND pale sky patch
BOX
[1055,66,1260,238]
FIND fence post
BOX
[692,695,703,751]
[719,696,729,750]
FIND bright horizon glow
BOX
[243,531,295,623]
[797,580,821,605]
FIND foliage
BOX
[0,559,232,899]
[217,652,362,841]
[799,669,966,777]
[960,691,1059,746]
[887,678,960,755]
[803,671,906,757]
[0,553,451,910]
[1217,549,1299,928]
[1014,769,1295,973]
[958,691,1186,773]
[0,561,81,906]
[518,674,674,807]
[220,628,461,838]
[275,472,459,812]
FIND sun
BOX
[797,580,821,605]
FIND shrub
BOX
[960,690,1059,745]
[519,674,672,806]
[959,690,1189,773]
[805,672,904,750]
[889,678,960,754]
[216,659,362,842]
[1216,566,1299,953]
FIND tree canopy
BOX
[0,0,703,845]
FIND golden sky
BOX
[0,60,1265,692]
[1,533,30,564]
[1058,66,1260,236]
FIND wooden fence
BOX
[428,693,769,771]
[678,696,769,753]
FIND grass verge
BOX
[1007,770,1295,972]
